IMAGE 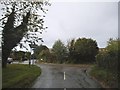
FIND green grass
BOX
[2,64,41,88]
[90,65,118,88]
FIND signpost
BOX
[29,44,37,67]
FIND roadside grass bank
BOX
[89,65,118,88]
[2,64,41,88]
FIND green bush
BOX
[90,66,118,88]
[95,38,119,88]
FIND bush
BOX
[96,39,119,71]
[95,38,119,88]
[90,66,118,88]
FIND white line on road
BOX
[64,72,66,80]
[64,88,66,90]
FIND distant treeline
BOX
[33,37,99,64]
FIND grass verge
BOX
[2,64,41,88]
[89,65,118,88]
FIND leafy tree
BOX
[67,39,75,63]
[74,38,99,63]
[34,44,49,59]
[38,49,50,62]
[11,51,24,61]
[11,51,31,61]
[96,38,120,70]
[0,1,50,68]
[25,52,31,60]
[52,40,67,63]
[106,38,120,56]
[49,53,57,63]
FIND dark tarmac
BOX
[32,63,102,88]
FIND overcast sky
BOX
[0,0,118,51]
[39,1,118,48]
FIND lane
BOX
[32,63,102,88]
[32,64,65,88]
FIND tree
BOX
[96,38,120,70]
[34,44,49,59]
[67,39,75,63]
[0,1,50,68]
[52,40,67,63]
[74,38,99,63]
[106,38,120,56]
[38,49,51,62]
[11,51,30,62]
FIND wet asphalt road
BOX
[32,63,102,88]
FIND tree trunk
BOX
[2,56,7,68]
[2,46,11,68]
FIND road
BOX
[32,63,102,88]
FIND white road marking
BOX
[64,72,66,80]
[64,88,66,90]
